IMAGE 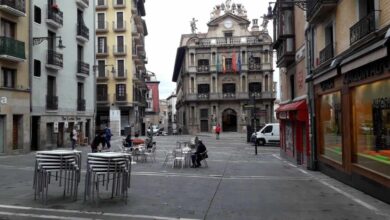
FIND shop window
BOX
[352,80,390,177]
[319,92,342,163]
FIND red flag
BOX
[232,51,237,73]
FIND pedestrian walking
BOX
[215,123,221,140]
[70,128,78,150]
[104,125,113,149]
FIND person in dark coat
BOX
[191,139,207,168]
[91,132,104,152]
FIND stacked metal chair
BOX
[33,150,82,204]
[84,152,131,204]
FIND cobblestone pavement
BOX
[0,133,389,220]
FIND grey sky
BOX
[144,0,278,99]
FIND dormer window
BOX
[224,32,233,38]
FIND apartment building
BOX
[0,0,30,153]
[166,93,177,135]
[95,0,147,136]
[144,71,160,132]
[306,0,390,203]
[172,1,276,135]
[271,1,311,167]
[31,0,95,149]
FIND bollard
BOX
[255,139,258,155]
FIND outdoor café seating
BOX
[33,150,82,204]
[84,152,132,204]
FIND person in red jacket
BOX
[215,123,221,140]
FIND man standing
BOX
[215,123,221,140]
[70,128,78,150]
[104,125,113,149]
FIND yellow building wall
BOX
[379,0,390,28]
[0,10,29,90]
[294,6,306,49]
[102,0,134,104]
[334,0,356,56]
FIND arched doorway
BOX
[222,109,237,132]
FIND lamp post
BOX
[251,93,258,155]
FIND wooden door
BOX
[0,116,4,153]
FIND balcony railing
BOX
[197,93,209,100]
[77,61,90,75]
[97,94,108,102]
[96,45,108,55]
[77,98,86,111]
[96,21,108,32]
[319,43,333,64]
[97,69,109,79]
[77,23,89,40]
[113,0,125,8]
[0,0,25,16]
[115,69,127,79]
[46,95,58,110]
[248,63,261,71]
[197,65,209,72]
[222,93,236,99]
[350,12,376,45]
[96,0,107,9]
[306,0,338,22]
[0,36,25,61]
[76,0,89,8]
[115,93,127,102]
[184,92,276,101]
[47,7,63,27]
[113,45,127,55]
[113,21,126,31]
[196,36,261,47]
[47,50,63,68]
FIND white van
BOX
[256,123,280,146]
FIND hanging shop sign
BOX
[54,122,59,133]
[64,121,68,129]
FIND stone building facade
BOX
[172,1,276,135]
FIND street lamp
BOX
[33,36,66,49]
[250,93,258,155]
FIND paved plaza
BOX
[0,133,389,220]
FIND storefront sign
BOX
[320,79,335,91]
[278,111,289,120]
[373,97,390,109]
[343,59,389,84]
[0,97,7,104]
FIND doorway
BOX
[31,116,40,151]
[0,116,5,153]
[200,120,209,132]
[57,122,64,147]
[222,109,237,132]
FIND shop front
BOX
[314,40,390,203]
[276,99,309,166]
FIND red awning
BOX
[276,100,306,112]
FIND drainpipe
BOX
[29,0,33,148]
[92,0,97,136]
[306,25,318,171]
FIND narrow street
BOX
[0,133,388,220]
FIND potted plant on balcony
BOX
[52,3,59,12]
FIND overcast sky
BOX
[144,0,278,99]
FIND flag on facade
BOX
[222,55,226,73]
[237,51,242,73]
[216,52,220,73]
[232,50,237,73]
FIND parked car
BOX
[147,125,159,135]
[256,123,280,146]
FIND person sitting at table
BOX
[191,139,208,168]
